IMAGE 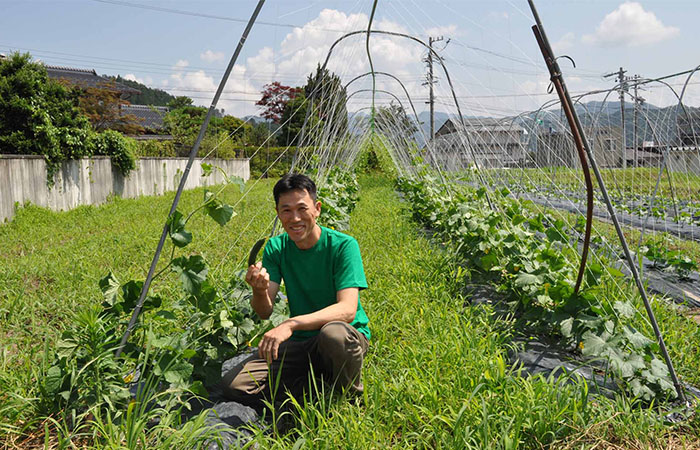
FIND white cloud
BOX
[552,32,575,53]
[200,50,225,63]
[165,9,441,116]
[123,73,153,86]
[169,69,216,94]
[173,59,189,70]
[582,2,679,47]
[246,47,275,78]
[425,24,459,38]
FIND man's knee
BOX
[220,358,267,402]
[317,321,366,359]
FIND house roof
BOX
[435,118,524,137]
[45,64,141,94]
[120,104,169,131]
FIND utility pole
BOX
[632,74,645,168]
[604,67,628,168]
[424,36,444,141]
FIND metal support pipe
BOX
[116,0,266,357]
[529,0,686,403]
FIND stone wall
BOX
[0,156,249,223]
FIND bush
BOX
[93,130,137,176]
[239,146,306,179]
[0,52,96,184]
[134,139,177,157]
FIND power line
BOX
[88,0,352,33]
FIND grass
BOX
[248,175,699,448]
[460,167,700,202]
[1,173,699,448]
[0,177,278,439]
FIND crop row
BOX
[396,174,679,401]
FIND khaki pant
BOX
[221,321,368,408]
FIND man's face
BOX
[276,189,321,247]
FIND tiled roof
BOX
[436,118,524,137]
[120,104,169,131]
[45,64,141,94]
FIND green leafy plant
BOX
[396,174,678,401]
[37,167,290,436]
[316,167,359,231]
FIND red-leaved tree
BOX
[256,82,302,123]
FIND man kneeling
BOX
[222,173,370,408]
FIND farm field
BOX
[1,174,700,448]
[467,167,700,200]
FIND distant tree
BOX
[375,101,418,137]
[279,92,319,146]
[304,65,348,135]
[245,121,273,147]
[76,81,144,134]
[0,52,91,160]
[221,115,252,143]
[0,52,137,182]
[167,96,194,110]
[112,75,175,106]
[256,81,302,123]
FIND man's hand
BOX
[258,321,294,363]
[245,262,269,293]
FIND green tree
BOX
[0,52,94,181]
[167,96,194,110]
[112,75,175,106]
[279,92,319,146]
[375,101,418,137]
[164,105,246,157]
[245,121,273,147]
[304,65,348,137]
[221,115,252,144]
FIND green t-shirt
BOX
[262,226,370,341]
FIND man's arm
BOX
[257,287,359,363]
[245,262,280,319]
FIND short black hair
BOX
[273,173,317,206]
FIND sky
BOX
[2,0,699,118]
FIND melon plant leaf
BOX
[228,175,246,193]
[121,280,144,312]
[623,326,652,349]
[56,335,78,360]
[219,310,234,329]
[239,317,256,335]
[560,316,574,338]
[204,191,235,226]
[171,256,208,295]
[206,202,235,227]
[514,272,541,288]
[201,163,213,177]
[580,331,607,356]
[163,361,193,385]
[650,358,669,378]
[270,300,289,326]
[189,380,209,398]
[99,272,120,306]
[189,281,217,313]
[613,301,636,319]
[166,210,192,248]
[629,378,654,401]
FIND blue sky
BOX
[2,1,698,117]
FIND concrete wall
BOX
[0,156,249,223]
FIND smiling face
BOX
[276,188,322,250]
